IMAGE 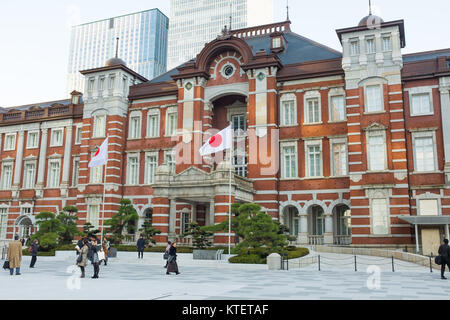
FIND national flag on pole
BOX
[89,137,109,167]
[199,125,232,156]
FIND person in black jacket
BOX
[29,239,39,268]
[166,243,180,275]
[137,235,146,259]
[88,239,101,279]
[438,239,450,279]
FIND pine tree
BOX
[104,199,139,243]
[138,219,161,246]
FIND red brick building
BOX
[0,14,449,253]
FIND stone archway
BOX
[332,204,352,245]
[282,206,300,236]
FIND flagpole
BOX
[228,125,233,256]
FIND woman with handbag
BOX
[166,243,180,275]
[76,239,89,278]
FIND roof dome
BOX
[358,14,384,27]
[105,57,126,67]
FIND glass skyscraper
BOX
[67,9,169,95]
[168,0,274,70]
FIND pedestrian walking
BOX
[166,243,180,275]
[164,241,172,268]
[88,238,101,279]
[7,235,22,276]
[20,238,25,246]
[29,239,39,268]
[439,239,450,279]
[102,238,110,266]
[137,235,146,259]
[76,239,89,278]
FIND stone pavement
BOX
[0,251,449,300]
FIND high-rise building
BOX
[167,0,274,70]
[66,9,169,95]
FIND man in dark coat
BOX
[29,239,39,268]
[438,239,450,279]
[137,235,146,259]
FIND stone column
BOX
[324,214,334,245]
[299,214,308,244]
[375,34,383,65]
[208,198,215,226]
[439,83,450,183]
[12,131,25,197]
[168,198,176,240]
[60,126,73,197]
[35,128,48,197]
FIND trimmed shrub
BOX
[228,254,264,264]
[22,249,56,256]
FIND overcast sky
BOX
[0,0,449,107]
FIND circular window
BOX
[221,63,236,79]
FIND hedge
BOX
[228,247,309,264]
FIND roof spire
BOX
[286,0,290,21]
[369,0,372,15]
[229,1,232,31]
[115,37,119,58]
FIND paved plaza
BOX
[0,251,448,300]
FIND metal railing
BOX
[308,235,324,245]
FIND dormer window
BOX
[272,36,282,48]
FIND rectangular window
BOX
[27,131,39,149]
[371,199,389,235]
[368,133,386,171]
[414,136,435,172]
[127,156,139,185]
[382,36,391,51]
[129,116,141,139]
[47,160,60,188]
[145,154,158,184]
[165,151,176,174]
[147,114,160,138]
[330,95,346,121]
[88,78,95,92]
[75,126,82,145]
[93,115,106,138]
[350,40,360,56]
[234,155,248,178]
[99,77,105,91]
[411,93,432,115]
[332,143,348,176]
[182,212,190,235]
[50,128,64,147]
[23,162,36,189]
[4,134,16,151]
[366,85,383,112]
[282,146,297,179]
[281,100,296,126]
[307,145,322,177]
[166,113,177,136]
[306,98,320,123]
[366,38,375,54]
[1,163,13,190]
[88,205,99,229]
[0,208,8,239]
[419,199,439,216]
[72,157,80,187]
[109,75,115,90]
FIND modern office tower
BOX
[66,9,169,95]
[167,0,274,69]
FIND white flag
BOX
[89,137,108,167]
[199,125,232,156]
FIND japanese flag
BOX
[89,137,109,167]
[199,125,232,156]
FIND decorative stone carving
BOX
[394,171,408,181]
[350,174,362,183]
